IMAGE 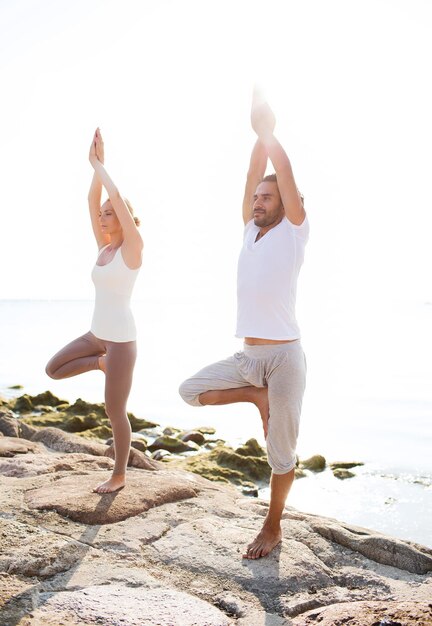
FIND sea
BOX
[1,298,431,548]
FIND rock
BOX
[330,461,364,469]
[151,449,173,461]
[104,443,159,471]
[148,435,201,454]
[20,411,68,430]
[196,426,217,435]
[215,445,271,481]
[131,439,147,453]
[65,397,106,417]
[128,412,159,431]
[0,518,89,578]
[0,437,44,457]
[30,390,67,407]
[32,427,108,455]
[300,454,326,471]
[26,471,200,524]
[12,394,34,412]
[242,486,259,497]
[235,437,266,457]
[181,430,206,445]
[294,599,432,625]
[167,444,271,485]
[12,390,66,413]
[308,517,432,574]
[333,468,355,479]
[27,585,233,626]
[295,468,307,479]
[0,453,115,477]
[163,425,183,436]
[0,410,20,437]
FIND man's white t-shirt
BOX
[236,216,309,340]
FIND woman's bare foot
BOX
[93,473,125,494]
[98,355,106,373]
[242,522,282,559]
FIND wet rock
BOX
[0,409,20,437]
[196,426,216,435]
[168,444,271,485]
[11,394,33,413]
[26,471,200,524]
[242,486,259,497]
[295,468,307,479]
[163,425,183,436]
[104,443,159,471]
[148,435,201,454]
[330,461,364,469]
[215,445,271,481]
[180,430,206,445]
[235,437,266,457]
[333,468,355,479]
[151,449,173,461]
[300,454,326,471]
[20,411,68,429]
[130,439,147,453]
[65,397,106,417]
[128,412,159,431]
[0,437,44,457]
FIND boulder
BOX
[0,453,115,477]
[295,599,432,625]
[148,435,201,454]
[180,430,206,445]
[26,471,200,524]
[32,427,107,456]
[235,438,266,457]
[330,461,364,469]
[25,585,232,626]
[0,437,44,457]
[300,454,326,471]
[333,468,355,479]
[0,410,20,437]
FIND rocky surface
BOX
[0,391,431,624]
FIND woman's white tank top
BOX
[90,245,140,342]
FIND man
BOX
[179,90,309,559]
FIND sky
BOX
[0,0,431,466]
[1,0,431,301]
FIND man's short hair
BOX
[261,173,304,206]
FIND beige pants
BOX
[179,341,306,474]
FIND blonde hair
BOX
[124,198,141,227]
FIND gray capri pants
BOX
[179,341,306,474]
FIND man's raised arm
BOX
[242,139,268,225]
[251,90,305,226]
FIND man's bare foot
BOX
[250,387,269,438]
[98,355,106,373]
[93,473,125,494]
[242,523,282,559]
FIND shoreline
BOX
[1,386,432,549]
[1,387,431,625]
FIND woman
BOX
[46,128,146,493]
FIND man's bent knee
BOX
[178,379,203,407]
